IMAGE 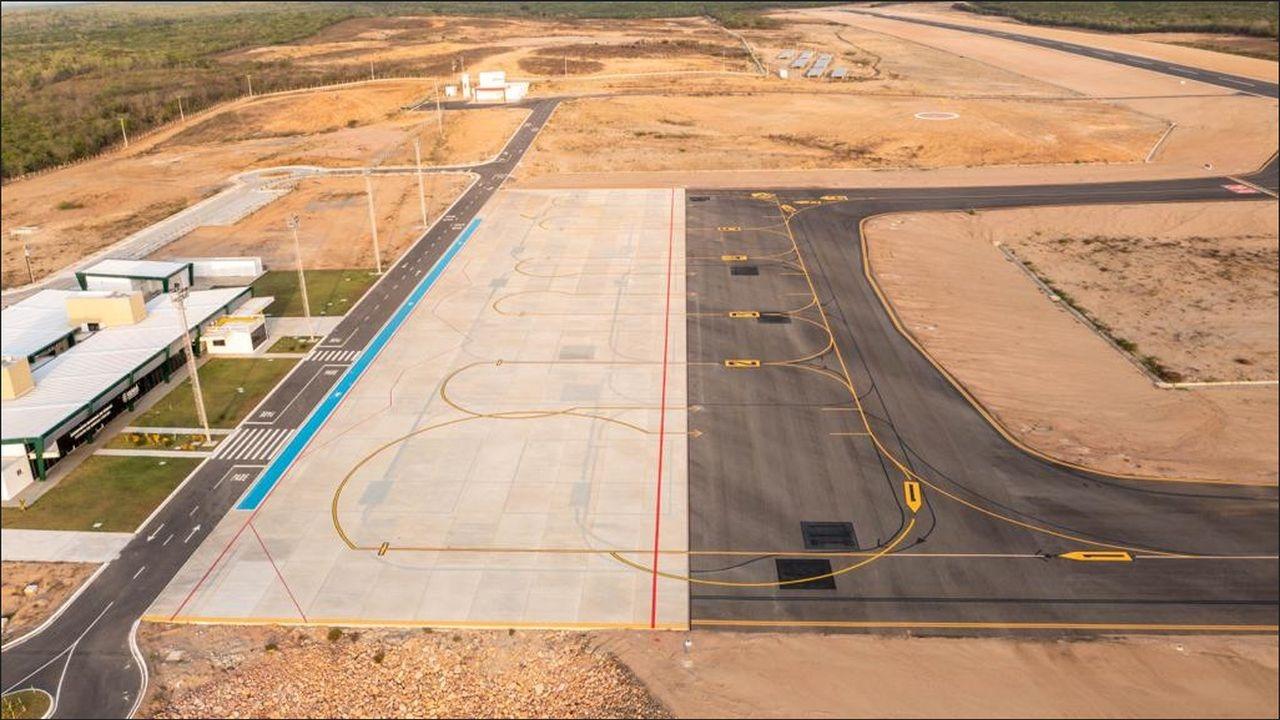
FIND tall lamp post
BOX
[287,214,317,340]
[171,287,214,446]
[9,226,38,285]
[363,170,383,274]
[413,138,429,228]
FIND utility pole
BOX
[363,170,383,274]
[171,287,213,446]
[433,81,444,136]
[287,215,317,340]
[9,226,38,284]
[369,60,375,81]
[246,74,254,97]
[564,55,568,76]
[118,117,130,147]
[177,96,186,122]
[413,138,429,228]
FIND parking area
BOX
[148,188,689,629]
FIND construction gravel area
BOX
[139,624,669,719]
[152,173,474,271]
[0,81,515,289]
[865,201,1278,485]
[1,561,97,643]
[607,631,1280,719]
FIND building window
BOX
[211,339,226,347]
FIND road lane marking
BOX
[132,566,146,579]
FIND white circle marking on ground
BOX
[914,111,960,121]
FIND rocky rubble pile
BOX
[147,629,670,718]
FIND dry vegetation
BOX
[140,624,669,719]
[1,561,97,642]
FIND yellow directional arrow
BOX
[903,480,923,513]
[780,204,797,215]
[728,311,760,318]
[721,254,748,262]
[821,194,848,201]
[1060,550,1133,563]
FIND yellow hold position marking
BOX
[903,480,923,513]
[718,226,742,232]
[1060,550,1133,563]
[724,359,761,368]
[721,254,748,262]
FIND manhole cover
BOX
[914,111,960,121]
[757,313,792,324]
[775,558,838,589]
[801,521,857,549]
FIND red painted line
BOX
[649,188,677,629]
[250,523,308,622]
[168,521,251,620]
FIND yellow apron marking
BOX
[728,311,760,318]
[721,254,748,262]
[718,226,742,232]
[794,199,822,205]
[724,359,761,368]
[751,191,776,200]
[377,542,390,557]
[904,481,923,513]
[780,204,797,215]
[1060,550,1133,562]
[821,194,848,201]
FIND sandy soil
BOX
[865,202,1278,485]
[518,93,1165,179]
[1,561,97,642]
[806,7,1279,175]
[152,173,474,271]
[139,624,668,718]
[853,2,1280,82]
[0,83,516,289]
[606,630,1280,718]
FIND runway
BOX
[684,165,1279,633]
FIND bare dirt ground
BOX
[1129,32,1279,62]
[517,93,1164,180]
[859,2,1280,82]
[0,82,517,289]
[607,631,1280,719]
[1,561,97,642]
[138,624,668,719]
[804,7,1279,175]
[152,173,473,271]
[865,201,1278,485]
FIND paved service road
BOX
[845,9,1280,99]
[0,98,559,719]
[685,161,1279,633]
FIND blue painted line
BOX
[236,217,483,510]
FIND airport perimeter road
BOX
[846,9,1280,99]
[0,98,559,720]
[685,163,1279,634]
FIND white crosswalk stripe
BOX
[309,349,361,364]
[216,426,292,461]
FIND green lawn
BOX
[267,335,320,353]
[134,357,297,429]
[104,432,222,451]
[251,269,378,317]
[1,455,200,532]
[1,689,52,720]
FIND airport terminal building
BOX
[1,285,253,499]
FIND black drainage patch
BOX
[801,521,857,549]
[689,195,710,202]
[775,558,837,590]
[757,312,792,324]
[730,265,760,276]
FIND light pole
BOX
[9,226,38,284]
[171,287,213,446]
[363,170,383,274]
[413,138,429,228]
[433,81,444,137]
[287,215,317,340]
[118,117,130,147]
[177,96,186,122]
[246,74,254,97]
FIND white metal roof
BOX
[81,258,189,279]
[1,289,81,359]
[1,287,249,441]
